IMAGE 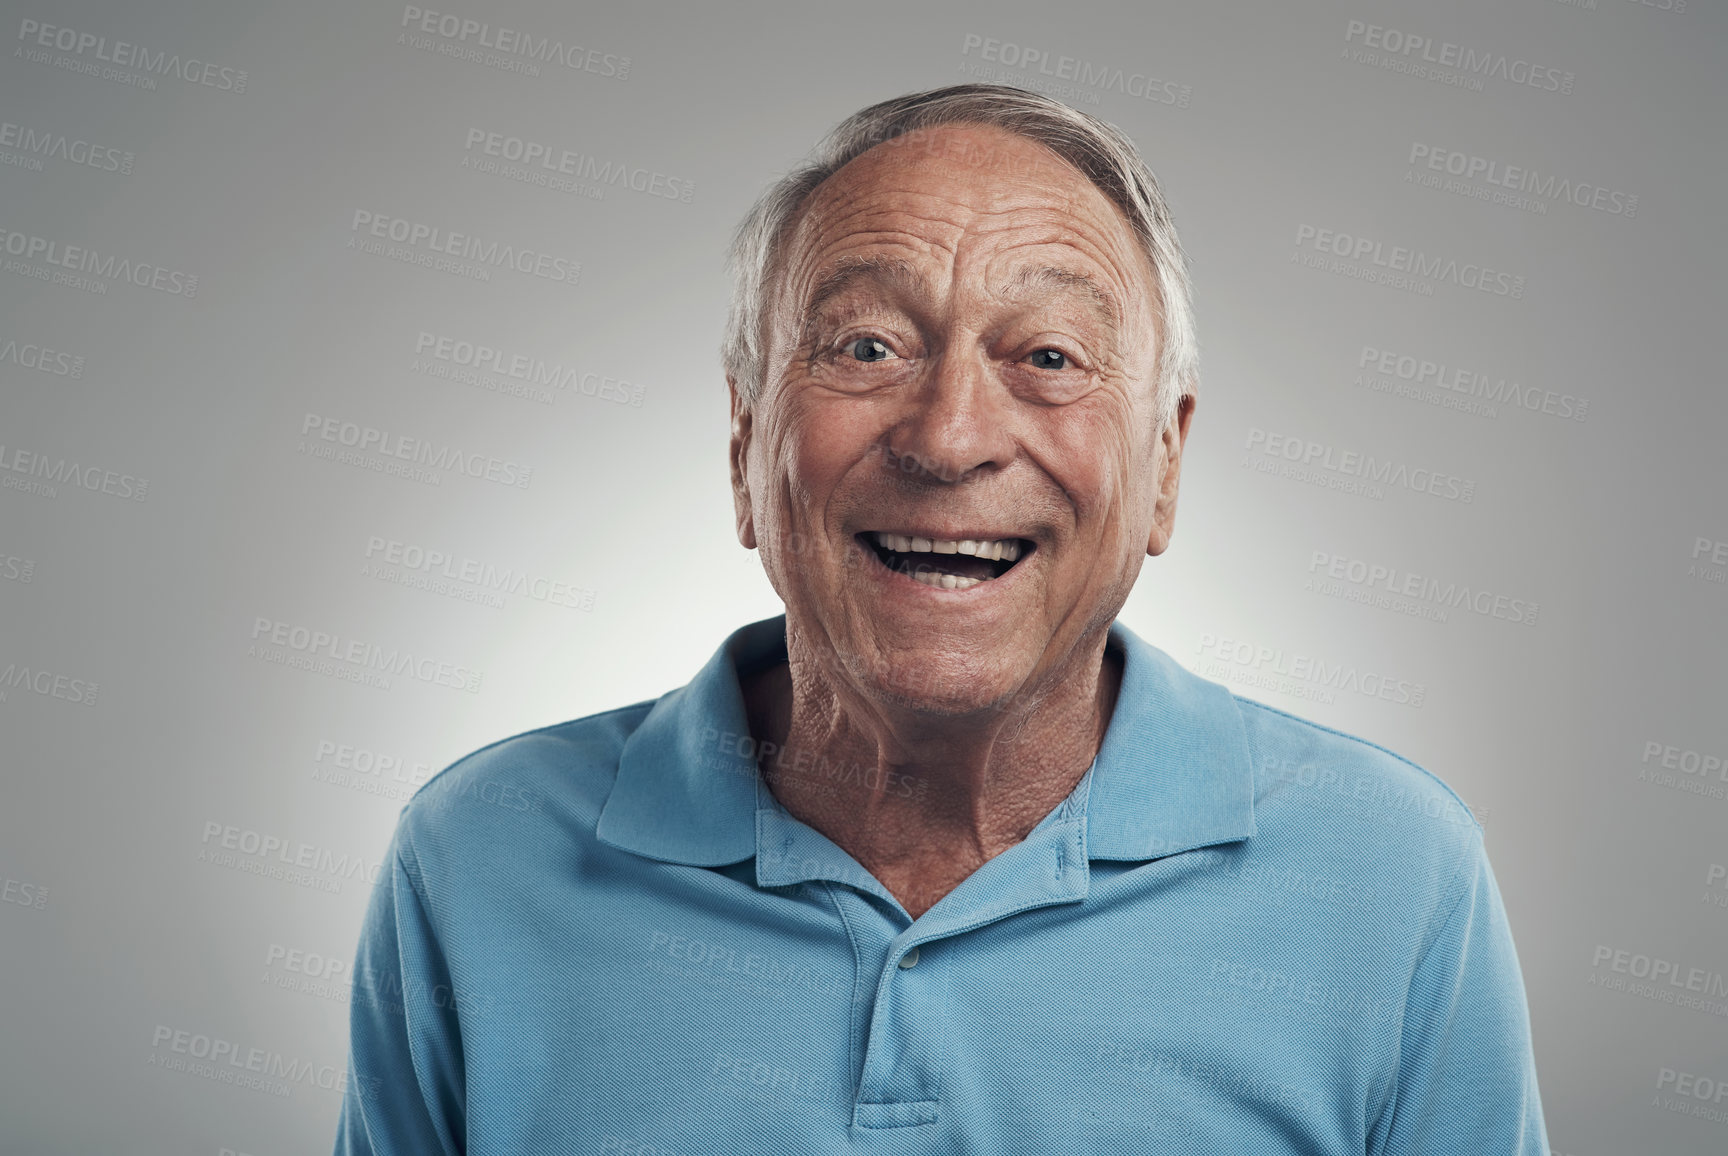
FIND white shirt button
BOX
[898,946,920,969]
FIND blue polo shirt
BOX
[335,615,1547,1155]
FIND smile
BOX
[859,531,1033,591]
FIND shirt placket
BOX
[850,915,947,1129]
[755,778,1092,1134]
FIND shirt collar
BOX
[595,614,1255,867]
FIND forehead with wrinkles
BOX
[771,123,1160,362]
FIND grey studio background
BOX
[1,0,1724,1152]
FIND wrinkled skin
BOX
[729,123,1194,919]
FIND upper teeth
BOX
[872,532,1022,562]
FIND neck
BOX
[742,625,1123,917]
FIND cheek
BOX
[753,402,869,527]
[1045,416,1138,520]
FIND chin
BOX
[865,651,1023,718]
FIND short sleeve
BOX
[334,820,467,1156]
[1370,835,1549,1156]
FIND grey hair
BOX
[720,82,1198,431]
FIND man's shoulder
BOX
[1226,691,1484,865]
[1128,631,1482,849]
[391,698,660,861]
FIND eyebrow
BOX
[1004,265,1122,339]
[799,256,1123,341]
[801,256,927,326]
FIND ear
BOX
[728,375,758,550]
[1146,391,1196,558]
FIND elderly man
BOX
[336,84,1548,1154]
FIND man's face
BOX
[730,123,1190,714]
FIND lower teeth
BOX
[908,569,983,590]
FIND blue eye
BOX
[847,337,894,362]
[1028,349,1068,370]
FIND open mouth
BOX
[859,531,1033,591]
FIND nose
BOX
[879,346,1017,485]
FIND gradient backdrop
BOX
[2,0,1725,1152]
